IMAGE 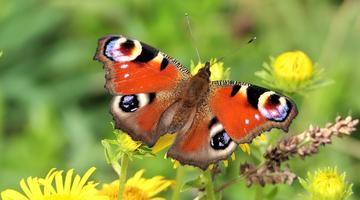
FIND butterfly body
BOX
[95,35,298,170]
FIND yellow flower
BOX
[190,59,230,81]
[273,51,314,82]
[118,132,142,152]
[255,50,330,94]
[1,167,108,200]
[99,169,173,200]
[102,129,153,165]
[299,167,353,200]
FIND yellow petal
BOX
[25,177,42,199]
[55,171,64,193]
[152,134,176,154]
[71,174,81,192]
[258,134,267,141]
[19,179,32,199]
[1,189,29,200]
[239,144,251,155]
[64,169,74,193]
[208,164,214,170]
[223,160,229,167]
[231,152,236,160]
[172,160,180,169]
[77,167,96,191]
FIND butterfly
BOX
[94,35,298,170]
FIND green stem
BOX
[254,186,264,200]
[204,169,216,200]
[171,166,185,200]
[117,154,129,200]
[215,175,245,192]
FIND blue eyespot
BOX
[119,95,139,112]
[210,130,232,150]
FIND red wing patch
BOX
[210,86,266,141]
[109,60,182,94]
[94,35,190,95]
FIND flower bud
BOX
[273,51,314,82]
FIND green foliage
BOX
[0,0,359,199]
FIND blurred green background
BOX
[0,0,359,199]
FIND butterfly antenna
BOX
[185,13,202,63]
[247,36,257,44]
[212,36,257,66]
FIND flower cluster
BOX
[239,116,358,187]
[1,168,172,200]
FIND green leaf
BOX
[262,62,272,71]
[181,175,207,192]
[255,70,273,81]
[298,177,309,190]
[266,187,278,199]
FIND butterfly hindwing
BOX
[95,35,191,146]
[167,101,238,170]
[110,92,181,146]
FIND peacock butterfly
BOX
[94,35,298,170]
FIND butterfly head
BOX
[196,61,211,80]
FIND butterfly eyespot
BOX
[268,94,280,105]
[210,130,232,150]
[258,92,290,122]
[113,93,156,115]
[104,37,142,62]
[119,95,139,112]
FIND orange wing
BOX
[94,35,190,146]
